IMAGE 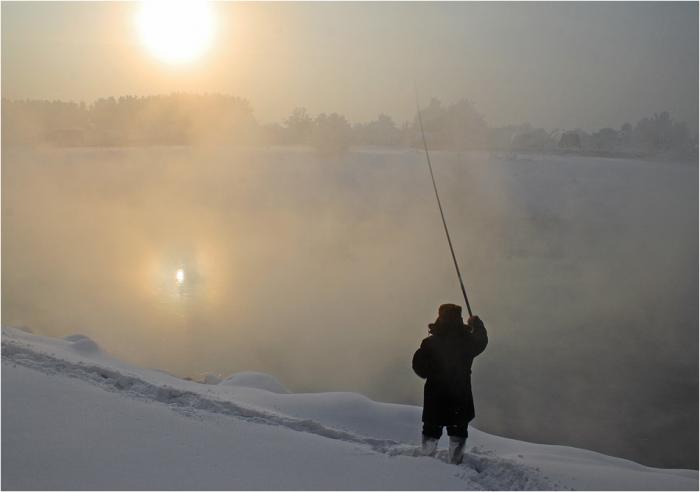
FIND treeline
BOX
[2,94,256,147]
[508,112,697,159]
[2,94,696,159]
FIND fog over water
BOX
[2,146,696,469]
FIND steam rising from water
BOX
[2,146,697,468]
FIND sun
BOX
[136,1,215,64]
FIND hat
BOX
[438,303,462,320]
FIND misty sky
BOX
[2,2,698,131]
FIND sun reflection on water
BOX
[142,240,230,316]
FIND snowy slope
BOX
[2,327,697,490]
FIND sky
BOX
[2,1,698,131]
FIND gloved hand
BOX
[467,315,484,331]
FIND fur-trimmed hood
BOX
[428,317,467,335]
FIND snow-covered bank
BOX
[1,327,697,490]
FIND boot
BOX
[421,434,439,457]
[448,436,466,464]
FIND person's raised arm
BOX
[467,315,488,357]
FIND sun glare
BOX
[176,268,185,284]
[136,1,215,64]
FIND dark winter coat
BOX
[412,317,488,425]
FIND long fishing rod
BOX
[415,95,473,318]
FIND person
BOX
[412,303,488,464]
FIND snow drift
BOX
[1,326,696,490]
[219,371,289,393]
